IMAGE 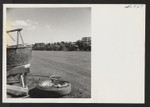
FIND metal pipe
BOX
[20,32,24,44]
[7,33,15,41]
[20,74,25,88]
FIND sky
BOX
[6,8,91,44]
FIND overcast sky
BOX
[6,8,91,44]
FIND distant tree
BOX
[32,39,91,51]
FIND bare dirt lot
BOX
[28,51,91,98]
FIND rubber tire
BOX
[36,80,71,97]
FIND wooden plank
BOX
[7,66,30,75]
[7,80,20,84]
[7,85,28,93]
[7,28,22,33]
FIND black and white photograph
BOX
[5,7,91,98]
[3,4,145,103]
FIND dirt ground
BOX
[27,51,91,98]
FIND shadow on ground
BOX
[29,88,64,98]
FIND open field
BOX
[29,51,91,98]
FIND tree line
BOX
[32,40,91,51]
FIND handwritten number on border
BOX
[125,4,144,8]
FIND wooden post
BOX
[20,74,25,88]
[17,31,19,47]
